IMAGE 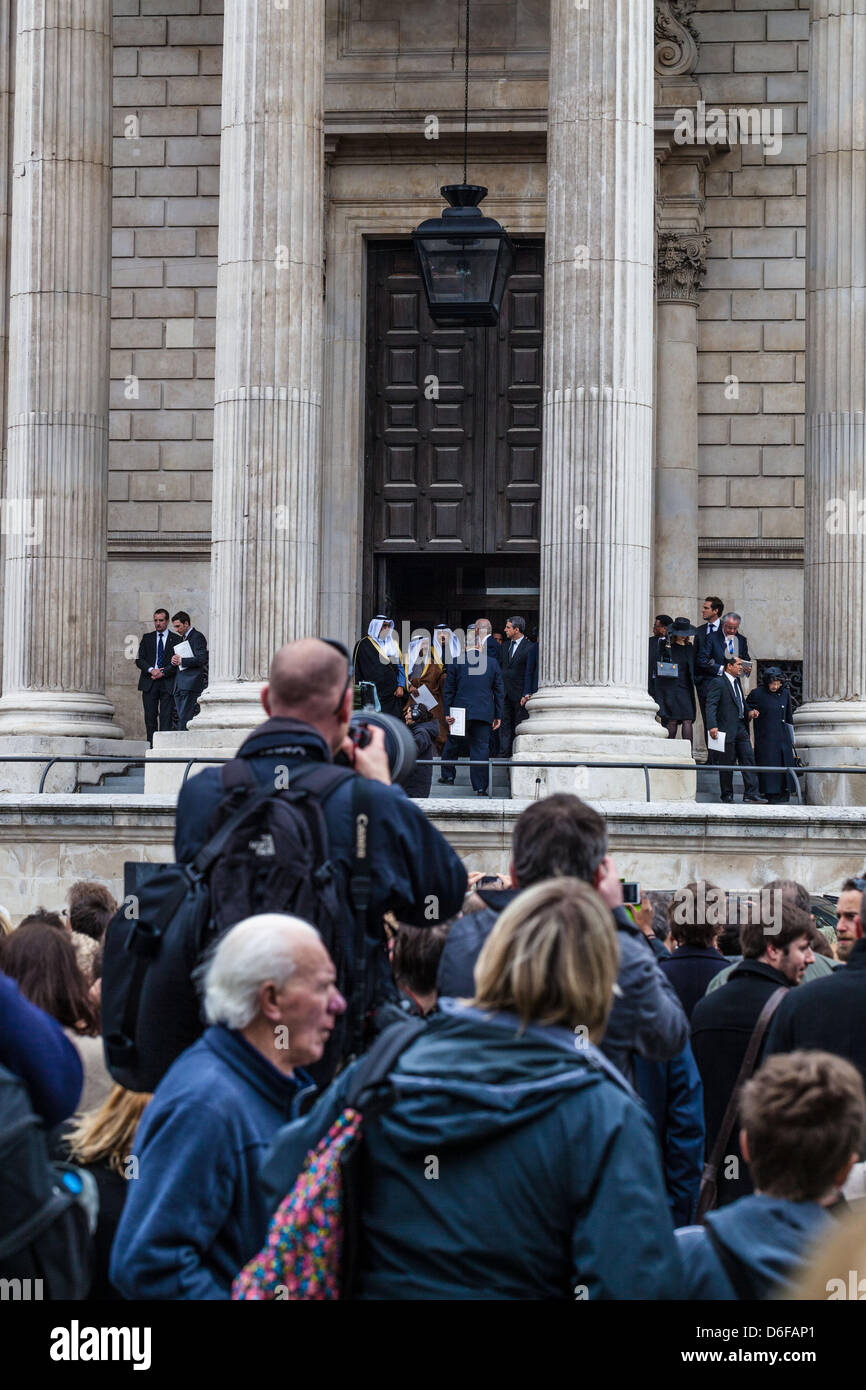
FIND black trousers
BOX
[718,720,759,800]
[174,687,200,732]
[697,687,718,765]
[498,695,527,757]
[441,720,493,792]
[141,683,175,744]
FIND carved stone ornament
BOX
[655,0,700,78]
[656,232,710,303]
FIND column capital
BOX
[656,230,710,305]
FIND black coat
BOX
[746,684,795,798]
[693,623,727,691]
[172,627,209,694]
[690,959,794,1205]
[501,637,531,702]
[660,944,729,1021]
[705,673,750,740]
[653,640,697,723]
[136,630,178,692]
[353,635,405,715]
[443,655,504,725]
[765,939,866,1094]
[403,721,436,799]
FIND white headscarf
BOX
[407,634,430,671]
[433,625,460,662]
[367,616,399,659]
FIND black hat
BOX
[762,665,785,685]
[666,616,698,638]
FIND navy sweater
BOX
[110,1026,312,1300]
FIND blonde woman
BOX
[59,1086,152,1300]
[261,877,683,1300]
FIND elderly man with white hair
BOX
[110,914,345,1301]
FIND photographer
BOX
[174,639,467,1068]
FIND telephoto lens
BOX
[339,710,418,786]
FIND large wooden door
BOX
[365,239,544,570]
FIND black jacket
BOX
[690,958,794,1205]
[174,719,467,1061]
[443,655,504,725]
[705,673,749,740]
[660,944,729,1021]
[501,637,531,702]
[172,627,209,694]
[694,623,727,691]
[136,630,178,692]
[764,938,866,1093]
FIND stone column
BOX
[513,0,692,800]
[190,0,325,732]
[654,232,707,620]
[0,0,119,739]
[795,0,866,804]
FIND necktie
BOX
[156,633,163,667]
[509,640,515,659]
[735,681,744,718]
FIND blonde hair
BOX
[0,905,12,936]
[65,1084,152,1176]
[786,1204,866,1300]
[471,877,619,1037]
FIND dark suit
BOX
[694,623,727,762]
[441,655,505,792]
[136,629,178,744]
[705,673,759,800]
[523,641,538,699]
[499,636,531,756]
[172,627,209,730]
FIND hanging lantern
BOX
[413,184,515,327]
[412,0,514,326]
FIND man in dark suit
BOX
[473,616,501,668]
[440,633,504,795]
[720,612,751,666]
[499,616,531,757]
[170,610,209,731]
[705,655,765,803]
[693,596,727,763]
[136,608,177,745]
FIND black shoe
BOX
[437,776,454,785]
[744,795,768,803]
[475,789,489,797]
[720,795,733,803]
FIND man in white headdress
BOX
[352,616,407,716]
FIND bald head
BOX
[265,639,349,724]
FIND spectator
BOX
[690,902,814,1207]
[19,905,101,986]
[764,879,866,1093]
[787,1203,866,1300]
[0,971,83,1127]
[834,876,866,963]
[660,881,729,1018]
[0,903,12,936]
[388,920,451,1018]
[436,794,688,1080]
[401,700,437,799]
[110,915,346,1300]
[262,878,684,1300]
[173,638,467,1074]
[677,1052,864,1300]
[634,1043,704,1229]
[58,1085,152,1300]
[0,920,112,1114]
[68,880,117,943]
[704,880,838,994]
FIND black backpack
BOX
[102,758,372,1094]
[0,1066,98,1299]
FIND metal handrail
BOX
[0,752,853,806]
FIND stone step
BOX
[78,768,146,795]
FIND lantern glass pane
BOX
[418,236,499,305]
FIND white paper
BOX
[173,640,193,660]
[414,684,438,711]
[449,706,466,737]
[707,730,726,752]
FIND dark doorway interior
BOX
[363,237,544,633]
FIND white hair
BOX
[200,914,321,1031]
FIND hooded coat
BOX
[261,1000,684,1300]
[675,1193,831,1299]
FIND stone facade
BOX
[0,0,858,802]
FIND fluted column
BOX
[192,0,324,731]
[513,0,691,799]
[795,0,866,804]
[0,0,118,737]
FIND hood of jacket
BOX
[704,1193,830,1298]
[236,717,333,764]
[379,998,632,1155]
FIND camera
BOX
[620,880,641,906]
[337,707,418,787]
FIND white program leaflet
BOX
[707,730,726,752]
[414,684,438,711]
[449,706,466,737]
[173,640,194,660]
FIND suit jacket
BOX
[523,642,539,699]
[719,630,751,666]
[443,654,504,726]
[693,623,727,690]
[136,630,178,692]
[501,636,531,702]
[173,627,209,693]
[705,673,749,740]
[482,636,501,666]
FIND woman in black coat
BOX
[653,617,697,747]
[746,667,796,803]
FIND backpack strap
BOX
[696,985,787,1223]
[347,774,373,1059]
[346,1017,427,1111]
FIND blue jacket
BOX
[261,1000,684,1300]
[174,718,467,1026]
[660,944,729,1021]
[443,656,504,725]
[676,1194,831,1300]
[634,1042,704,1228]
[0,972,83,1127]
[110,1027,312,1300]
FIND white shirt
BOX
[508,633,524,656]
[151,629,168,676]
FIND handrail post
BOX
[643,764,651,803]
[38,758,59,794]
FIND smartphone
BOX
[620,880,641,905]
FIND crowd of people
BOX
[649,598,797,804]
[2,636,866,1303]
